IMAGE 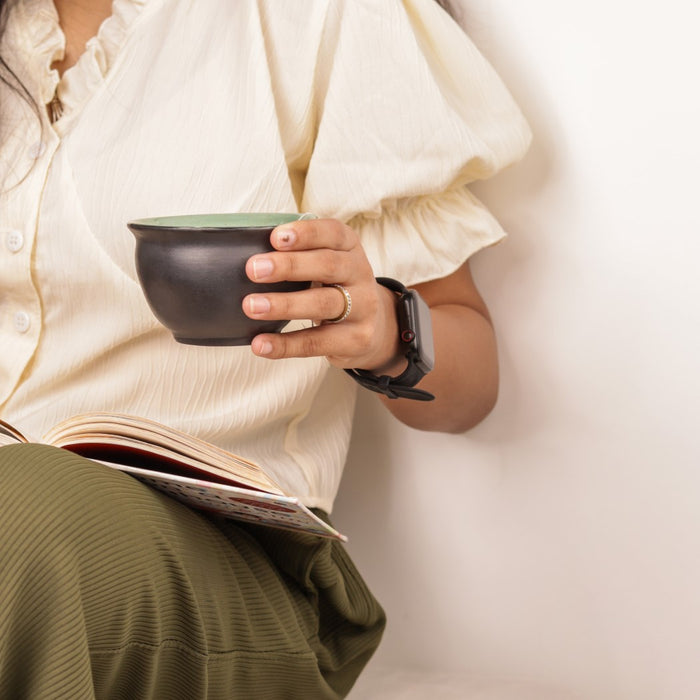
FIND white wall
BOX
[335,2,700,698]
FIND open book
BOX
[0,413,345,541]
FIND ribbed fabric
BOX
[0,0,530,514]
[0,444,385,699]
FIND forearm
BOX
[243,222,499,433]
[378,303,499,433]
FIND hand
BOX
[243,218,401,370]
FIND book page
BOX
[0,413,343,540]
[100,461,347,541]
[0,419,29,445]
[43,412,284,494]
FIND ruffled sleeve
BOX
[300,0,532,285]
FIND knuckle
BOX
[310,219,326,240]
[321,291,338,319]
[273,332,298,358]
[341,222,358,249]
[297,220,322,248]
[351,324,374,354]
[274,293,293,318]
[365,289,380,317]
[278,252,299,280]
[300,333,323,358]
[318,251,340,280]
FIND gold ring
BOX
[326,284,352,323]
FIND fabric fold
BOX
[57,0,148,118]
[13,0,63,103]
[0,0,532,514]
[350,184,508,286]
[300,0,531,280]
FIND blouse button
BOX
[28,141,46,160]
[6,230,24,253]
[13,311,30,334]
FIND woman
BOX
[0,0,531,697]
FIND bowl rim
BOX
[127,212,307,231]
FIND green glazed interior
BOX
[128,213,309,229]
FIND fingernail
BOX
[252,257,273,280]
[247,296,270,315]
[274,227,297,248]
[253,338,273,355]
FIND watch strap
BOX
[344,277,435,401]
[344,367,435,401]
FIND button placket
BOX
[28,140,47,160]
[0,90,60,405]
[5,229,24,253]
[13,311,31,334]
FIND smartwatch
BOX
[344,277,435,401]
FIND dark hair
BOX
[0,0,36,113]
[434,0,456,15]
[0,0,16,95]
[0,0,41,189]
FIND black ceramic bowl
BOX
[127,213,312,346]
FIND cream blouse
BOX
[0,0,531,513]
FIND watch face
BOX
[401,290,435,373]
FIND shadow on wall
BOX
[463,6,574,449]
[336,390,395,546]
[336,0,585,602]
[337,1,566,550]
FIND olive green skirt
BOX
[0,443,385,699]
